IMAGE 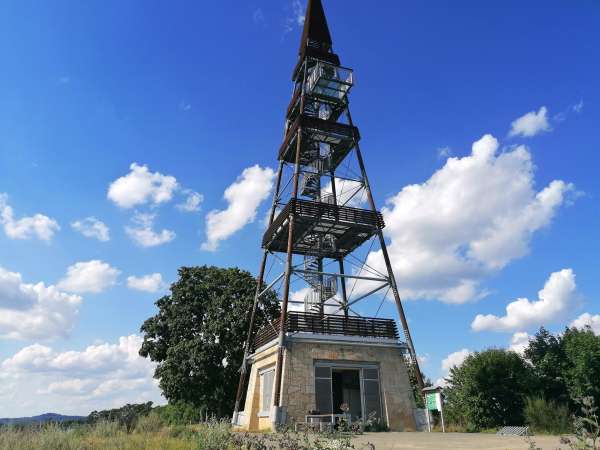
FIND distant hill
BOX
[0,412,86,425]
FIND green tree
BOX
[562,326,600,408]
[524,327,570,406]
[139,266,280,418]
[444,349,534,430]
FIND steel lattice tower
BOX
[233,0,424,427]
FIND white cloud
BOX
[125,213,175,248]
[0,266,81,340]
[0,335,163,416]
[436,348,472,387]
[107,163,178,209]
[360,134,574,303]
[472,269,576,332]
[570,313,600,335]
[509,331,531,355]
[509,106,551,137]
[202,165,275,251]
[285,0,305,32]
[0,193,60,241]
[127,273,165,293]
[441,348,472,372]
[176,190,204,213]
[71,217,110,242]
[321,178,366,207]
[57,260,120,294]
[572,100,584,113]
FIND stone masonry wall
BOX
[280,340,417,431]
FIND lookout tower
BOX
[232,0,424,431]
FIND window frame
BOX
[258,367,275,417]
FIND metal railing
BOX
[252,311,399,351]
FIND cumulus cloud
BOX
[176,190,204,213]
[0,193,60,241]
[0,335,163,416]
[71,217,110,242]
[321,178,366,207]
[127,273,165,293]
[509,106,551,137]
[436,348,472,386]
[441,349,472,372]
[57,260,120,294]
[202,165,275,251]
[360,134,574,303]
[509,331,531,355]
[125,213,175,248]
[570,313,600,335]
[0,266,81,340]
[107,163,178,209]
[472,269,576,332]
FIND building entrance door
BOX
[332,369,362,420]
[314,364,382,422]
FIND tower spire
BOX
[298,0,333,55]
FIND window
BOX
[362,368,382,419]
[260,369,275,416]
[315,366,333,414]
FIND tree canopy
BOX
[444,349,534,430]
[444,326,600,431]
[139,266,280,417]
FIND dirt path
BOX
[353,432,568,450]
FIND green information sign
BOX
[426,393,438,411]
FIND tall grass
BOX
[0,418,370,450]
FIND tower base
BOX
[234,333,417,432]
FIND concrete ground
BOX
[353,432,568,450]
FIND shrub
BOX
[156,401,205,425]
[524,397,571,434]
[196,419,232,450]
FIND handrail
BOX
[252,311,399,351]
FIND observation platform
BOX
[262,199,384,258]
[278,115,360,170]
[252,311,399,352]
[286,61,353,123]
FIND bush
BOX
[524,397,571,434]
[196,419,232,450]
[156,401,205,425]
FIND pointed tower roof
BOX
[294,0,340,78]
[298,0,333,55]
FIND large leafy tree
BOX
[523,326,600,412]
[524,327,570,406]
[444,349,534,430]
[139,266,280,417]
[561,326,600,407]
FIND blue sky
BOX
[0,0,599,416]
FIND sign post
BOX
[422,386,445,433]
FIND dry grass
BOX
[0,420,370,450]
[0,421,227,450]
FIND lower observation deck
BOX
[253,311,399,351]
[262,199,384,258]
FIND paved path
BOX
[353,432,568,450]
